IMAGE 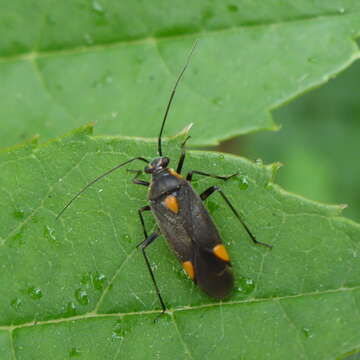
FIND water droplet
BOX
[65,301,77,316]
[13,209,25,219]
[92,0,104,13]
[69,347,81,357]
[227,4,238,12]
[9,230,25,247]
[45,15,56,25]
[302,327,313,338]
[75,289,89,305]
[255,158,263,166]
[202,8,214,21]
[27,287,43,300]
[83,33,94,45]
[98,188,103,193]
[81,273,91,286]
[112,319,129,340]
[218,154,225,160]
[10,298,22,310]
[238,176,249,190]
[93,272,107,290]
[237,277,255,295]
[111,112,118,118]
[44,225,56,243]
[338,7,345,14]
[212,97,223,105]
[93,71,113,88]
[307,57,318,64]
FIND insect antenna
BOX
[157,40,198,157]
[56,157,149,220]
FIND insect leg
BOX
[176,136,191,174]
[137,231,167,312]
[137,205,151,239]
[186,170,238,182]
[127,169,150,187]
[200,186,272,249]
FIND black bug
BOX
[57,43,272,312]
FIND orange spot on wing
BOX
[163,195,179,213]
[182,261,195,280]
[213,244,230,262]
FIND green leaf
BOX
[1,1,360,147]
[242,59,360,222]
[0,125,359,359]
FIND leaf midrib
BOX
[0,284,359,331]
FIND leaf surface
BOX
[0,125,359,359]
[1,1,360,147]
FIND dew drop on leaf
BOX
[212,97,223,105]
[75,289,89,305]
[302,327,313,338]
[237,277,255,295]
[238,175,249,191]
[81,272,91,286]
[93,271,107,290]
[92,0,104,13]
[27,287,43,300]
[83,33,93,45]
[308,57,318,64]
[112,319,129,340]
[10,231,25,247]
[13,209,25,219]
[227,4,238,12]
[44,225,56,242]
[10,297,22,310]
[69,347,81,357]
[65,301,77,316]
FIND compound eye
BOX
[162,157,170,167]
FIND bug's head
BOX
[145,157,170,174]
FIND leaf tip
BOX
[181,123,193,135]
[269,162,283,183]
[80,122,96,136]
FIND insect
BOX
[57,42,272,312]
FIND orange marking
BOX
[182,261,195,280]
[163,195,179,213]
[168,168,183,179]
[213,244,230,262]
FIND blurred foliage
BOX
[225,60,360,222]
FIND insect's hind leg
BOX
[200,186,272,249]
[137,231,167,313]
[136,206,167,312]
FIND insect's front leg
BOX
[127,169,150,187]
[200,185,272,249]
